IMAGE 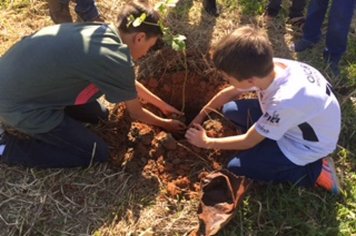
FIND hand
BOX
[189,113,206,127]
[160,103,184,117]
[185,124,210,148]
[163,119,187,133]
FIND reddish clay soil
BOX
[98,72,241,199]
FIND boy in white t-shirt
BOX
[185,25,341,194]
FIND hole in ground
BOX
[105,71,239,199]
[142,71,227,125]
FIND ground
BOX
[101,71,240,200]
[0,0,355,235]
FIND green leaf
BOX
[174,34,186,41]
[171,34,186,52]
[154,2,166,12]
[126,15,135,27]
[165,0,179,8]
[149,0,186,52]
[132,13,147,27]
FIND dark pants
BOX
[61,0,99,21]
[267,0,307,18]
[2,101,109,168]
[222,99,322,188]
[302,0,356,63]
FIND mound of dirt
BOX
[98,71,242,200]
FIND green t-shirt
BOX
[0,23,137,134]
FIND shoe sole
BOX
[324,157,341,194]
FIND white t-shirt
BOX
[254,58,341,166]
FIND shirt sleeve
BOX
[96,61,137,103]
[87,47,138,103]
[255,102,317,140]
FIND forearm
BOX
[125,98,168,128]
[206,134,253,150]
[186,125,265,150]
[135,80,165,107]
[198,85,240,117]
[131,106,169,128]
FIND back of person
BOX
[0,23,136,134]
[257,58,341,166]
[185,25,342,194]
[0,0,186,169]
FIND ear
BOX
[247,77,255,84]
[133,32,147,44]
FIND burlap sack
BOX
[192,169,252,236]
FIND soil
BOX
[98,71,242,200]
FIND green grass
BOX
[219,0,356,235]
[0,0,355,235]
[220,184,355,235]
[237,0,269,15]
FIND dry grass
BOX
[0,163,134,235]
[1,0,355,235]
[0,1,201,235]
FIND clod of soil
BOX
[103,72,241,199]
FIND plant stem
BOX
[181,51,188,113]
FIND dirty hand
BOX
[163,119,187,133]
[185,124,210,148]
[160,103,184,117]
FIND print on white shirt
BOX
[254,58,341,166]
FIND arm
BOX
[135,81,183,116]
[190,85,242,125]
[125,98,186,132]
[185,123,265,150]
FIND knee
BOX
[222,101,238,120]
[98,107,109,122]
[227,157,242,174]
[92,102,109,122]
[92,140,109,163]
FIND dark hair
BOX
[212,25,274,81]
[116,0,162,38]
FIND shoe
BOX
[47,0,73,23]
[316,157,341,194]
[91,15,105,22]
[293,39,315,52]
[323,49,341,76]
[77,14,105,22]
[263,11,275,22]
[288,16,305,28]
[329,63,340,77]
[203,0,219,17]
[264,7,279,18]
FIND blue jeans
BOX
[222,100,322,188]
[266,0,306,18]
[302,0,356,63]
[60,0,99,21]
[1,101,109,168]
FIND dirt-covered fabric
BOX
[193,170,252,236]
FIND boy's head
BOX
[212,25,274,81]
[117,0,162,60]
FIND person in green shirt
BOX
[0,0,186,168]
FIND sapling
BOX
[127,0,188,114]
